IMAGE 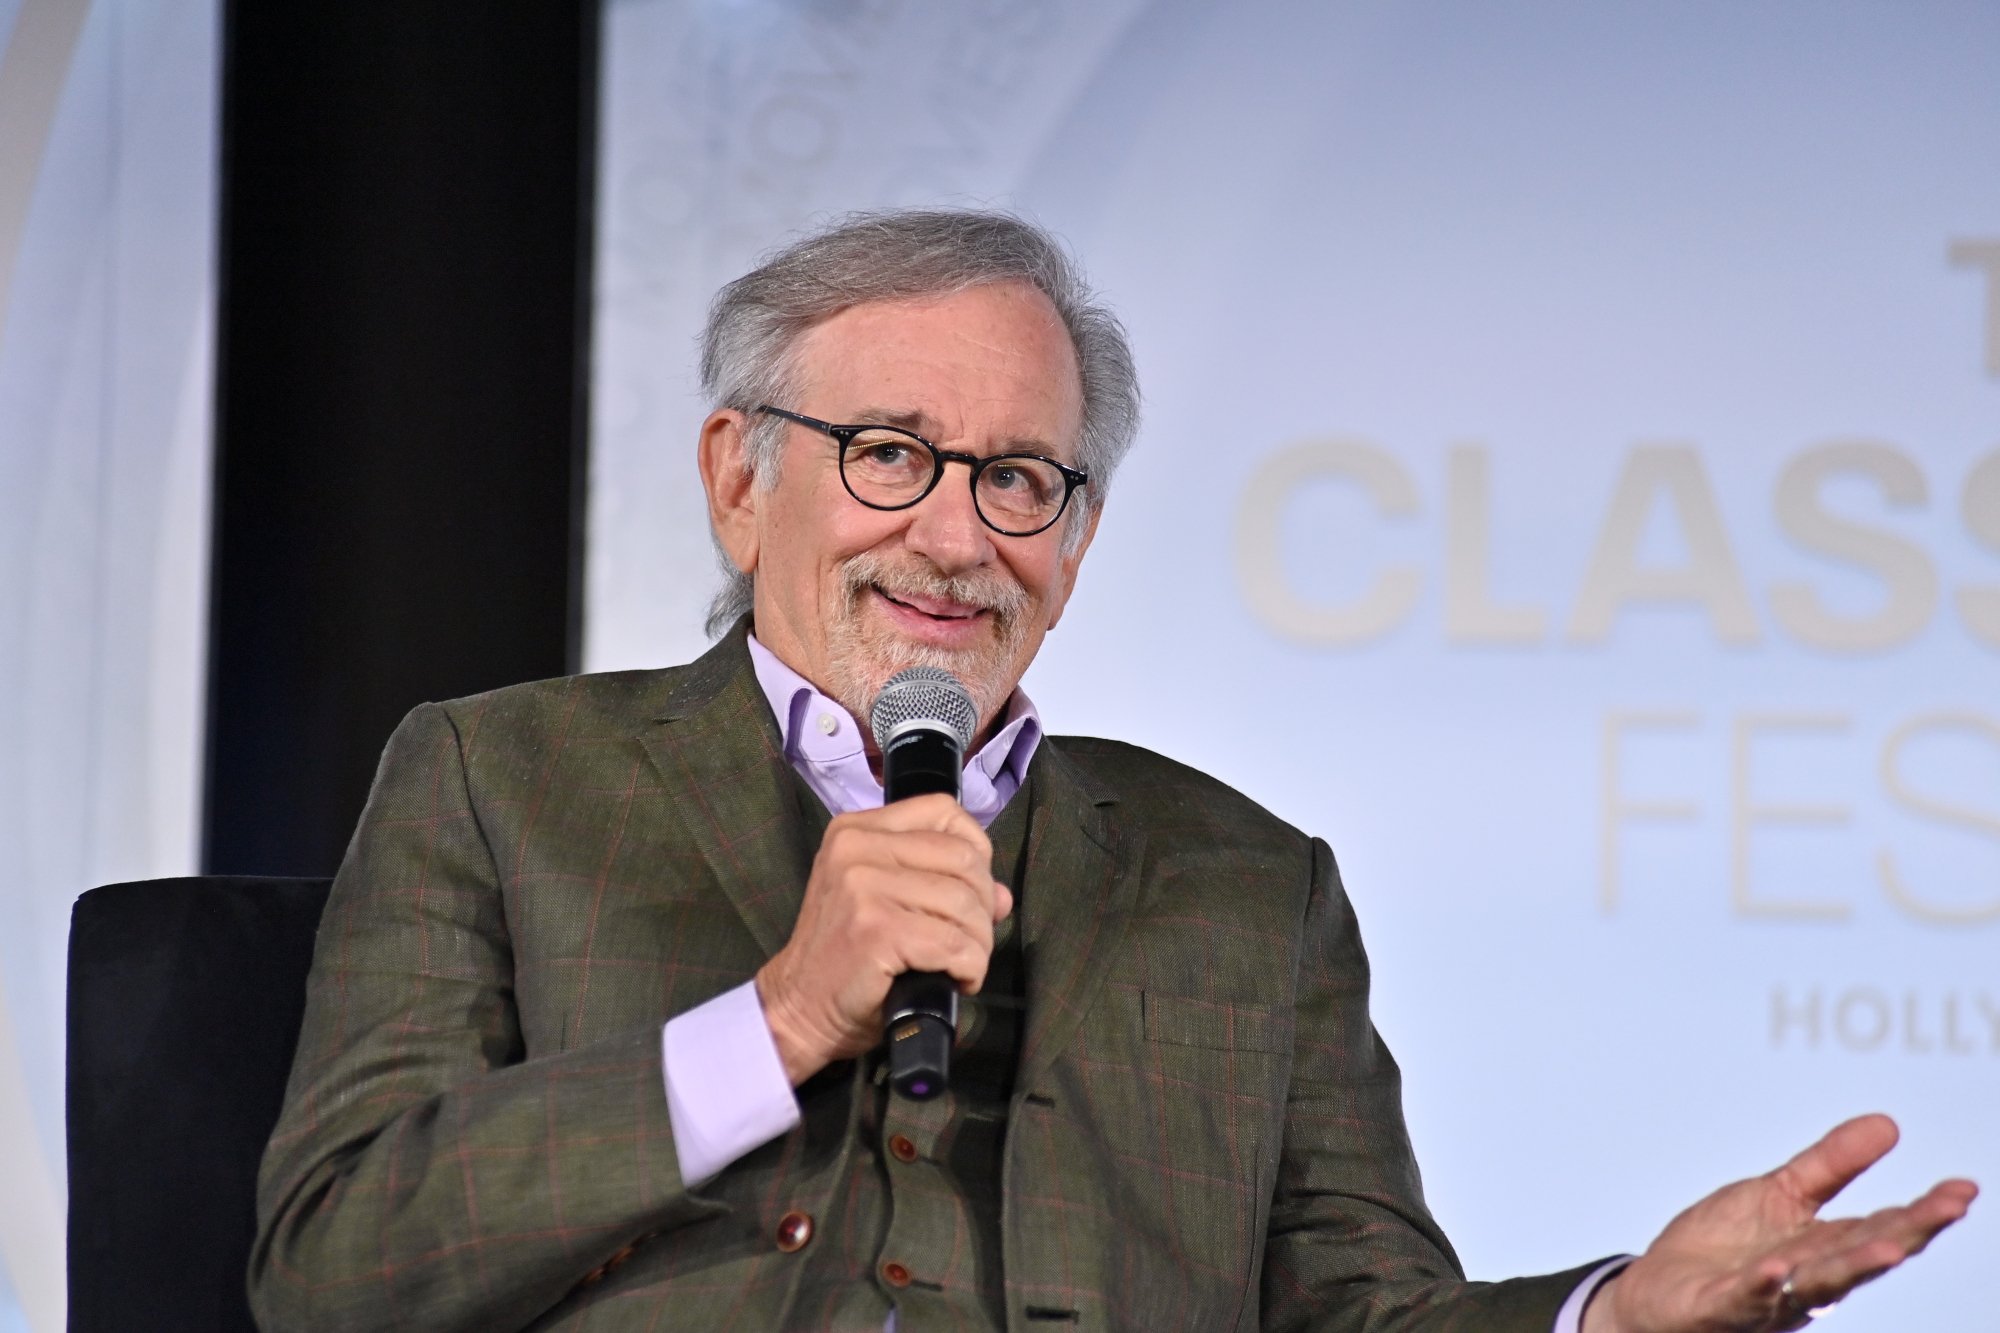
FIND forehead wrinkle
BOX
[848,405,932,434]
[842,403,1063,460]
[796,287,1083,459]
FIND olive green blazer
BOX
[250,627,1598,1331]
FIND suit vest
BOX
[785,765,1030,1332]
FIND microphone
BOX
[869,666,978,1101]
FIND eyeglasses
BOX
[756,405,1089,538]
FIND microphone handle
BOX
[884,973,956,1101]
[880,725,963,1100]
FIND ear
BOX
[698,409,760,576]
[1043,502,1103,631]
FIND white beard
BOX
[821,549,1034,732]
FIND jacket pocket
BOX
[1141,991,1288,1054]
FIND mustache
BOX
[838,552,1030,620]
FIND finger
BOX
[1754,1218,1868,1306]
[1780,1179,1978,1272]
[842,827,993,881]
[1846,1179,1977,1260]
[865,792,992,847]
[843,863,996,959]
[851,852,994,921]
[1779,1181,1979,1310]
[880,828,1000,920]
[819,825,999,921]
[1769,1113,1899,1211]
[881,871,998,957]
[890,914,992,993]
[992,880,1013,922]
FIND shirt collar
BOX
[745,633,1042,822]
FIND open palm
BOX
[1585,1115,1977,1333]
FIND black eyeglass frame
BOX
[756,405,1090,538]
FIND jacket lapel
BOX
[1017,739,1144,1093]
[633,628,815,958]
[632,632,1148,1066]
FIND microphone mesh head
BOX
[869,667,976,752]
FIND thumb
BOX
[1772,1114,1899,1212]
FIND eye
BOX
[857,441,910,467]
[982,460,1058,507]
[842,434,933,499]
[845,433,929,473]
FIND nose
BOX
[901,461,994,575]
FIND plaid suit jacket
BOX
[250,627,1600,1331]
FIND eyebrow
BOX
[846,405,1062,459]
[851,405,932,435]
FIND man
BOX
[250,210,1973,1332]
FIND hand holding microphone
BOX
[754,669,1008,1091]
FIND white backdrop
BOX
[592,2,2000,1328]
[0,1,216,1329]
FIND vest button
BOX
[881,1260,913,1288]
[775,1210,814,1253]
[887,1133,919,1163]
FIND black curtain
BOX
[205,3,599,875]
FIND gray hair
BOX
[698,208,1140,637]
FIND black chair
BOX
[66,876,331,1333]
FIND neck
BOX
[746,623,1020,764]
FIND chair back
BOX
[66,875,331,1333]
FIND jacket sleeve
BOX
[248,702,723,1333]
[1259,836,1606,1333]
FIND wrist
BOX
[753,966,831,1086]
[1580,1273,1622,1333]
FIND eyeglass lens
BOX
[841,429,1068,533]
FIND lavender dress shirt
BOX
[660,637,1040,1190]
[657,635,1623,1329]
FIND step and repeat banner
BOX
[591,2,1998,1326]
[0,1,216,1328]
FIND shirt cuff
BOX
[1552,1256,1634,1333]
[662,979,802,1188]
